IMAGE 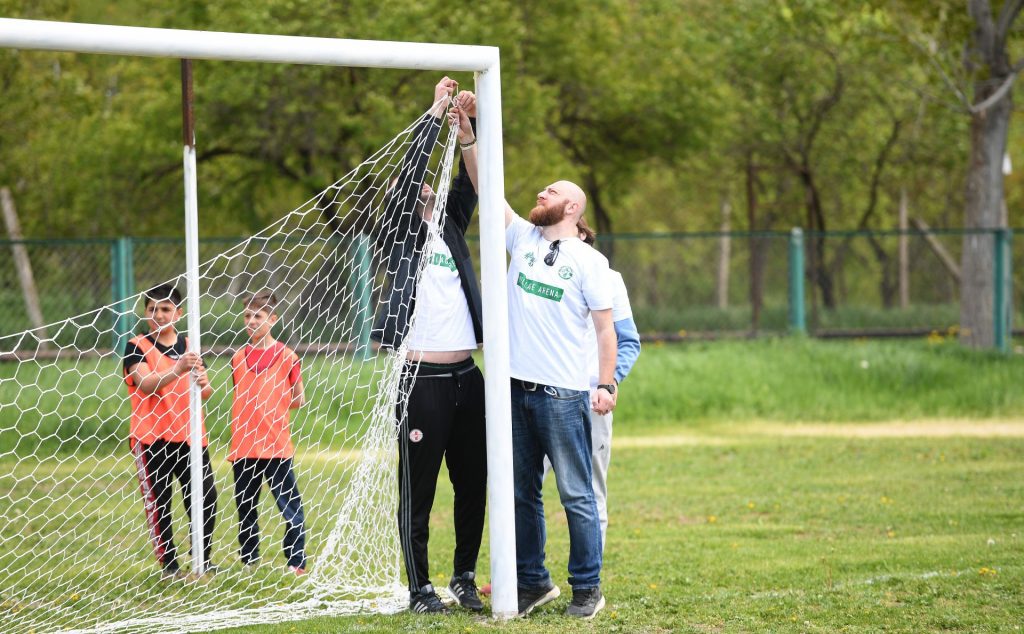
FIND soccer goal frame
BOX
[0,18,517,620]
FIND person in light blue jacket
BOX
[544,220,641,548]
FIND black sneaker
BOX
[409,584,451,615]
[566,586,605,619]
[517,583,560,616]
[159,563,184,581]
[448,571,484,612]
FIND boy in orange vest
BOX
[124,284,218,580]
[229,290,307,574]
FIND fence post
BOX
[993,228,1012,353]
[354,234,372,359]
[110,236,135,354]
[788,228,806,335]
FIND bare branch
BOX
[906,36,971,113]
[995,0,1024,51]
[968,57,1024,114]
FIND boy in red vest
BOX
[124,284,217,580]
[229,290,307,574]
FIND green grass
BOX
[1,339,1022,633]
[216,426,1024,633]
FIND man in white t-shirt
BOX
[503,182,617,620]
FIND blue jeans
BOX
[511,380,602,590]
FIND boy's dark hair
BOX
[244,289,279,314]
[576,217,597,246]
[144,284,182,308]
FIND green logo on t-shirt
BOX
[558,265,573,280]
[517,272,564,302]
[523,252,536,267]
[428,252,457,272]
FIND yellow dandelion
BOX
[887,530,896,539]
[70,593,80,601]
[649,583,658,589]
[611,611,618,618]
[707,515,717,524]
[747,501,756,509]
[677,328,688,338]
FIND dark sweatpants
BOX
[397,358,487,592]
[131,439,218,572]
[232,457,307,569]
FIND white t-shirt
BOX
[585,269,632,394]
[406,222,478,352]
[505,216,613,390]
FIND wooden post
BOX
[1,187,49,347]
[898,188,909,309]
[716,196,732,310]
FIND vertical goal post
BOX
[0,17,518,620]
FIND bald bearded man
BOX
[503,181,616,620]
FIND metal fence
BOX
[0,228,1018,353]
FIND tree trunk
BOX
[584,172,615,264]
[1,187,49,347]
[745,153,763,333]
[717,196,732,310]
[961,91,1012,347]
[898,188,909,309]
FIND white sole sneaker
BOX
[582,594,605,620]
[519,585,561,616]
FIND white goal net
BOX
[0,101,460,634]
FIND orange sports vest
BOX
[124,335,207,446]
[228,345,299,461]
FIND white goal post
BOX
[0,18,517,620]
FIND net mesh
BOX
[0,101,459,634]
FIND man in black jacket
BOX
[371,77,486,614]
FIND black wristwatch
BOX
[597,383,616,395]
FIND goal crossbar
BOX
[0,17,517,621]
[0,18,498,70]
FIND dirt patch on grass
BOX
[618,419,1024,446]
[743,419,1024,438]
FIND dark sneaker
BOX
[566,586,605,619]
[448,571,484,612]
[410,584,451,615]
[517,583,560,616]
[159,564,184,581]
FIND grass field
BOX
[2,339,1023,633]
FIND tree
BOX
[960,0,1020,348]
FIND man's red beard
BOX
[529,200,567,226]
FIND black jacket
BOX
[370,114,482,350]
